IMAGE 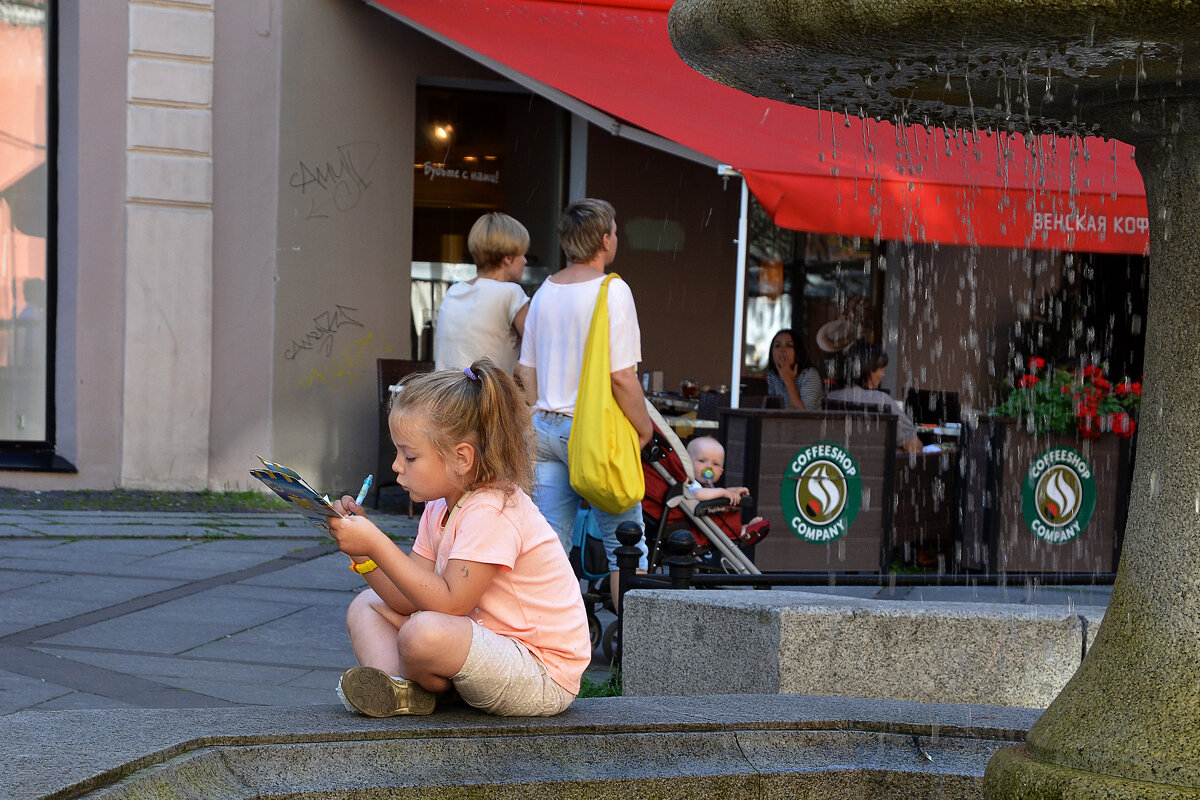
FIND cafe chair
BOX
[372,358,434,512]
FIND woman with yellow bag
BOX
[515,198,653,611]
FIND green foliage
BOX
[0,488,289,512]
[578,667,621,698]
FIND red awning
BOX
[371,0,1149,255]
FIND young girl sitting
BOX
[327,359,592,717]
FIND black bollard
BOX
[614,521,644,608]
[610,521,645,667]
[663,529,699,589]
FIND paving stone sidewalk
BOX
[0,509,1110,716]
[0,510,620,716]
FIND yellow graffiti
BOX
[300,331,393,389]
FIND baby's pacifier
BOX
[701,467,716,482]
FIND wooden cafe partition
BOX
[720,408,899,572]
[958,416,1130,575]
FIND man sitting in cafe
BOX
[825,341,922,455]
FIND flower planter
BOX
[960,416,1130,574]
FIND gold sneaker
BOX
[337,666,437,717]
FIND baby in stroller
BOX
[685,435,750,505]
[641,406,769,574]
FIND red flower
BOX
[995,362,1138,439]
[1111,412,1136,438]
[1028,357,1045,371]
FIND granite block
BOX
[623,589,1099,708]
[775,601,1084,707]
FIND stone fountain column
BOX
[667,3,1200,797]
[983,123,1200,798]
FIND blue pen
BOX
[354,474,373,505]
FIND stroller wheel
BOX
[588,608,602,652]
[601,620,621,663]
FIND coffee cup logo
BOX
[1036,465,1082,525]
[781,442,861,543]
[1021,447,1097,544]
[797,462,847,525]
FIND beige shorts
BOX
[451,621,576,716]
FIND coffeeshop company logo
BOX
[1020,447,1097,544]
[781,441,862,543]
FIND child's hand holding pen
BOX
[331,474,372,518]
[328,475,384,562]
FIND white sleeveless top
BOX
[518,275,641,414]
[434,278,529,373]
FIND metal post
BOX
[612,522,646,666]
[720,165,749,409]
[662,529,699,589]
[614,521,644,603]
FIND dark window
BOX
[410,83,566,361]
[745,193,882,383]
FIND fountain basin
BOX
[0,696,1036,799]
[668,0,1200,795]
[667,0,1200,137]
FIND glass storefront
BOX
[410,84,566,361]
[0,0,50,443]
[744,194,881,387]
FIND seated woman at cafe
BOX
[825,340,922,455]
[765,328,824,410]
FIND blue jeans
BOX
[532,410,647,571]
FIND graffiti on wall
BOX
[284,304,365,360]
[301,330,392,389]
[288,141,379,220]
[285,304,395,389]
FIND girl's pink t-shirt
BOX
[412,487,592,694]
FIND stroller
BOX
[641,403,768,575]
[570,503,617,657]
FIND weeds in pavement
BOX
[578,666,622,698]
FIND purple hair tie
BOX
[464,366,479,381]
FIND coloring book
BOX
[249,455,343,532]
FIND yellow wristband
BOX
[349,558,378,575]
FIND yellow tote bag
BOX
[568,273,645,513]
